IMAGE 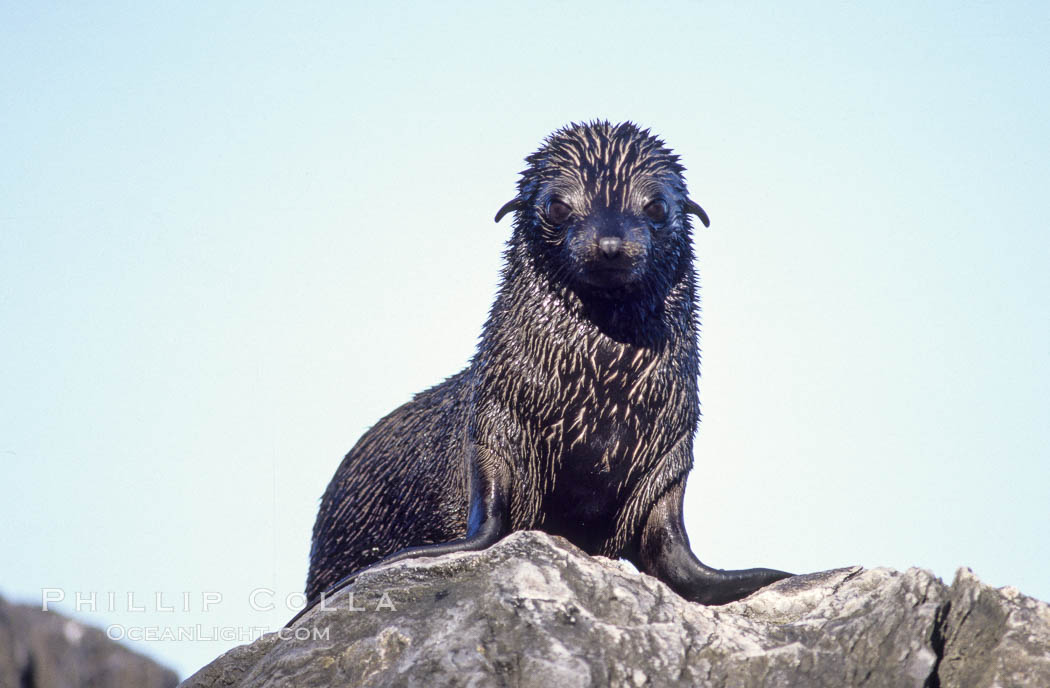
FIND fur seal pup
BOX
[304,121,790,610]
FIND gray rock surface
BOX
[183,531,1050,688]
[0,593,179,688]
[937,567,1050,688]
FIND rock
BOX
[0,593,179,688]
[182,531,1050,688]
[937,567,1050,688]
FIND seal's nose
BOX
[599,236,622,259]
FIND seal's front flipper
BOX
[288,453,512,627]
[634,480,792,605]
[366,454,511,568]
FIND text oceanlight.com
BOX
[104,625,330,642]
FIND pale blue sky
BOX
[2,1,1047,679]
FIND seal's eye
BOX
[546,199,572,225]
[644,199,668,224]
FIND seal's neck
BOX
[573,290,670,346]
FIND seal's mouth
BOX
[578,261,639,289]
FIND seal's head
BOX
[495,121,709,295]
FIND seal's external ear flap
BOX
[494,199,523,223]
[684,198,710,228]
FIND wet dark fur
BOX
[306,121,789,604]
